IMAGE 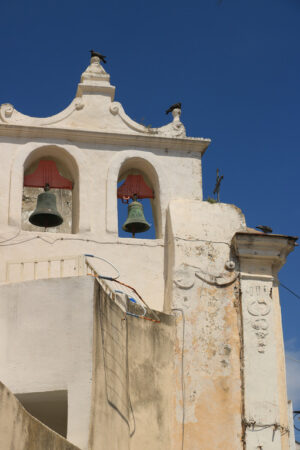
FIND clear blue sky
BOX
[1,0,300,438]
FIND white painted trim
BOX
[0,124,211,154]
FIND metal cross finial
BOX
[213,168,224,202]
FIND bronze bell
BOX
[29,189,63,228]
[122,200,151,237]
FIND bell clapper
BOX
[44,184,50,232]
[131,195,137,238]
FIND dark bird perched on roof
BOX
[166,102,182,115]
[256,225,273,234]
[90,50,107,64]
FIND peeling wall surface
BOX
[166,200,246,450]
[0,382,80,450]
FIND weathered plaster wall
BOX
[127,301,175,450]
[165,200,246,450]
[0,276,95,450]
[89,282,175,450]
[0,381,80,450]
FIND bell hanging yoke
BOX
[24,160,73,228]
[117,175,154,203]
[118,175,154,237]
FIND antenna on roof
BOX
[213,168,224,202]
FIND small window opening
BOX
[117,175,156,239]
[22,159,73,233]
[16,390,68,438]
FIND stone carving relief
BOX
[174,261,238,289]
[80,55,110,82]
[246,285,271,354]
[109,102,156,134]
[155,108,186,138]
[2,103,14,118]
[110,102,186,138]
[173,264,195,289]
[0,99,85,126]
[74,99,84,110]
[0,56,188,139]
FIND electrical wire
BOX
[280,282,300,301]
[0,236,37,246]
[99,289,136,437]
[174,236,231,247]
[84,254,120,280]
[172,308,185,450]
[286,355,300,364]
[114,279,161,323]
[0,234,164,247]
[243,420,289,436]
[0,229,21,243]
[87,273,161,323]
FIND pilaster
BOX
[233,232,297,450]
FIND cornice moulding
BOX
[0,123,211,154]
[233,232,297,266]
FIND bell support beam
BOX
[24,160,72,190]
[233,232,297,450]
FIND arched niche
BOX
[107,151,169,239]
[22,151,76,233]
[9,143,90,233]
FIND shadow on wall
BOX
[0,382,79,450]
[16,390,68,438]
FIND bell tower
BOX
[0,54,297,450]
